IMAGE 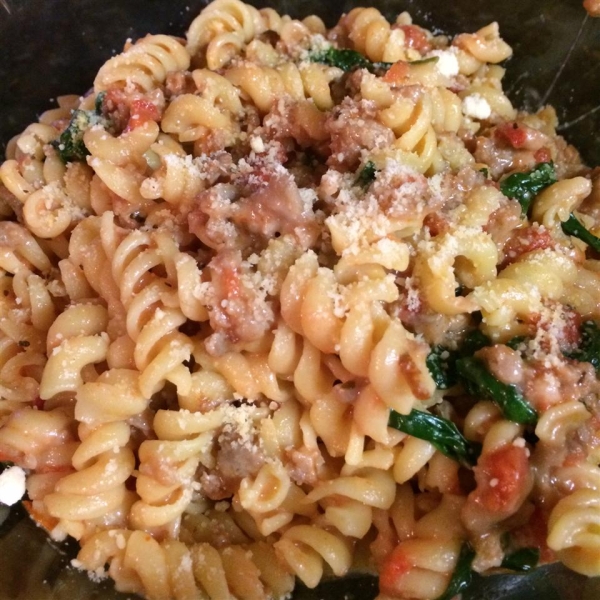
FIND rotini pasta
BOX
[1,2,600,600]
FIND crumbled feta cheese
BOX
[0,466,26,506]
[431,49,459,78]
[462,94,492,120]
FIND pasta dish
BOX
[1,1,600,598]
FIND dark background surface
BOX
[0,1,600,599]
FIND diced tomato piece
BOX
[501,226,556,267]
[379,546,411,597]
[472,444,529,514]
[495,122,528,149]
[523,304,581,349]
[126,99,160,130]
[423,211,450,237]
[104,88,126,110]
[221,264,242,300]
[383,61,410,84]
[534,147,551,163]
[396,24,432,54]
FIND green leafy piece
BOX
[564,320,600,371]
[500,162,557,214]
[94,90,106,114]
[561,213,600,253]
[501,547,540,572]
[354,160,377,188]
[460,330,491,355]
[407,56,439,66]
[311,48,439,74]
[388,409,481,467]
[426,330,490,390]
[51,99,109,163]
[310,47,392,72]
[506,336,528,351]
[479,167,490,178]
[311,47,373,71]
[456,357,538,425]
[51,110,95,163]
[436,542,476,600]
[426,346,456,389]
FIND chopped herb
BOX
[456,357,538,425]
[460,330,491,355]
[408,56,439,66]
[479,167,490,178]
[426,346,456,389]
[561,213,600,253]
[388,409,481,467]
[506,336,527,351]
[436,542,476,600]
[500,162,557,214]
[310,47,392,72]
[354,161,377,188]
[426,329,490,390]
[564,320,600,372]
[51,100,110,164]
[311,47,373,71]
[94,91,107,114]
[311,47,440,73]
[501,547,540,572]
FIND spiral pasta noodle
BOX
[94,34,191,92]
[2,2,600,599]
[225,61,341,112]
[341,7,419,63]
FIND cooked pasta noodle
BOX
[1,2,600,599]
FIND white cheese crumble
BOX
[0,466,26,506]
[462,94,492,120]
[431,49,459,78]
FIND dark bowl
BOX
[1,1,600,599]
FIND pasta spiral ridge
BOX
[130,408,221,533]
[42,420,136,539]
[94,34,191,92]
[341,7,418,63]
[77,529,295,600]
[224,61,340,113]
[2,2,600,599]
[101,219,196,398]
[273,524,353,589]
[186,0,265,68]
